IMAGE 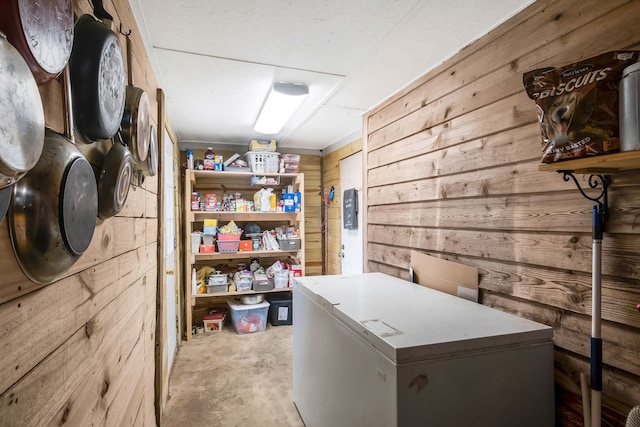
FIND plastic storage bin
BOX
[217,239,240,253]
[206,284,228,293]
[227,299,269,334]
[235,277,252,291]
[274,270,290,288]
[277,237,301,251]
[253,278,274,291]
[267,292,292,326]
[245,151,280,174]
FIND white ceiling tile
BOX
[130,0,534,151]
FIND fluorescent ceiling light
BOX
[254,82,309,134]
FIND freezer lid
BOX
[294,273,553,364]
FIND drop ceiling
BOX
[130,0,534,153]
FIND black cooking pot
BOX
[0,0,74,85]
[69,0,126,142]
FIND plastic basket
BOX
[245,151,280,174]
[217,239,240,253]
[218,232,241,241]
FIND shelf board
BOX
[193,287,292,299]
[538,151,640,174]
[194,249,300,261]
[189,169,299,188]
[191,211,300,222]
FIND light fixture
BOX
[253,82,309,134]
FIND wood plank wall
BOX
[181,149,322,279]
[0,0,160,425]
[364,0,640,424]
[321,139,363,275]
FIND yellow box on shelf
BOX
[203,219,218,234]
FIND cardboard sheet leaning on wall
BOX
[409,251,479,302]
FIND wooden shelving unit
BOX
[183,169,305,340]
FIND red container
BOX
[239,240,252,252]
[200,244,216,253]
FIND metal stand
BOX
[559,171,609,427]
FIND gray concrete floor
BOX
[161,322,304,427]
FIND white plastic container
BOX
[190,232,201,253]
[274,270,289,288]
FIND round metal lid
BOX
[18,0,73,75]
[113,152,134,212]
[133,90,151,162]
[97,35,126,138]
[60,157,98,255]
[0,35,44,183]
[147,125,158,176]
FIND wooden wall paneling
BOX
[364,0,640,423]
[299,155,322,276]
[0,276,145,425]
[0,0,161,424]
[321,139,363,275]
[144,266,158,426]
[368,224,640,281]
[0,248,146,396]
[480,290,640,377]
[554,350,640,419]
[367,186,640,234]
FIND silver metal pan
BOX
[9,68,98,285]
[0,31,44,189]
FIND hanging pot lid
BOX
[137,124,158,177]
[0,0,74,84]
[0,31,44,188]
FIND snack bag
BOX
[523,51,638,163]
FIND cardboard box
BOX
[409,251,479,302]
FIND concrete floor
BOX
[161,323,305,427]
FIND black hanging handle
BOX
[91,0,113,22]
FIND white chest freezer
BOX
[293,273,554,427]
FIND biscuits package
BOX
[523,51,638,163]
